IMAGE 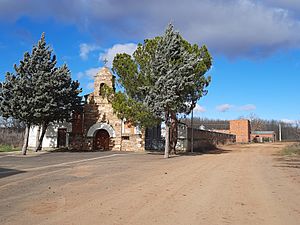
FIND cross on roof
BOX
[103,58,108,67]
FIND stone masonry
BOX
[70,67,144,152]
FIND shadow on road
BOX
[146,147,232,157]
[46,148,100,153]
[273,156,300,169]
[0,168,25,179]
[179,147,232,156]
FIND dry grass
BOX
[281,143,300,156]
[0,144,20,152]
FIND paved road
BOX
[0,143,300,225]
[0,150,131,177]
[0,150,136,188]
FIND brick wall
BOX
[229,120,251,143]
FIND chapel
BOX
[70,66,144,151]
[28,66,145,151]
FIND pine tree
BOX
[112,24,212,158]
[0,60,36,154]
[103,85,160,128]
[144,24,211,157]
[0,33,82,155]
[33,63,82,152]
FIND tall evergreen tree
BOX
[103,85,160,128]
[112,24,212,158]
[0,33,81,155]
[0,54,36,154]
[145,24,211,157]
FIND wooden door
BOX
[57,128,67,147]
[94,129,110,150]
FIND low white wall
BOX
[28,122,71,149]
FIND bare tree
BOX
[248,113,264,131]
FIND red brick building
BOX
[251,131,276,142]
[210,120,279,144]
[229,120,251,143]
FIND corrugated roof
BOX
[252,131,275,134]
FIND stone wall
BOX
[120,134,144,151]
[176,124,236,152]
[146,123,236,152]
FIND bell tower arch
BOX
[94,67,115,97]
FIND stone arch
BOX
[87,123,116,138]
[94,129,110,150]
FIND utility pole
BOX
[191,108,194,153]
[279,123,282,142]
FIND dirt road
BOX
[1,143,300,225]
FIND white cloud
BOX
[99,43,137,68]
[239,104,256,111]
[194,104,206,113]
[79,43,100,60]
[85,67,100,78]
[77,67,102,90]
[77,67,101,79]
[216,103,256,112]
[216,104,233,112]
[2,0,300,57]
[281,118,296,124]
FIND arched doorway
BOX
[94,129,110,150]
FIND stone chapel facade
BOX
[70,67,144,151]
[28,67,145,151]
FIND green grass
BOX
[0,144,20,152]
[281,143,300,156]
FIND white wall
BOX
[28,122,71,149]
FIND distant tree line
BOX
[255,119,299,141]
[181,117,299,141]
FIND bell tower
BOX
[94,66,115,97]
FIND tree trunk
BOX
[22,124,30,155]
[35,125,41,150]
[164,124,170,158]
[164,112,170,159]
[169,112,178,155]
[140,128,146,150]
[35,122,48,152]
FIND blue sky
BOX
[0,0,299,122]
